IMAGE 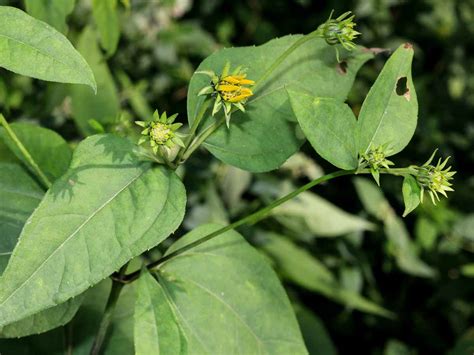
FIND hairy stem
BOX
[175,99,211,164]
[181,117,225,162]
[0,114,52,190]
[90,264,128,355]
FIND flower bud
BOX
[414,151,455,204]
[135,110,184,157]
[318,11,361,50]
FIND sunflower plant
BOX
[0,4,456,355]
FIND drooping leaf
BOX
[402,174,421,217]
[258,232,393,318]
[0,280,133,354]
[0,123,72,181]
[134,269,183,355]
[0,163,43,274]
[0,134,186,327]
[0,297,83,338]
[293,304,337,355]
[70,27,120,135]
[92,0,120,56]
[24,0,76,34]
[255,180,374,238]
[154,224,308,354]
[354,178,436,278]
[357,43,418,155]
[0,6,96,90]
[288,90,358,169]
[187,36,373,172]
[384,215,436,278]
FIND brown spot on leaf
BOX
[336,61,348,75]
[403,42,413,49]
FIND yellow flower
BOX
[197,63,255,127]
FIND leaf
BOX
[384,215,436,278]
[70,27,120,135]
[92,0,120,56]
[353,177,392,220]
[0,6,96,90]
[402,175,421,217]
[0,134,186,327]
[154,224,308,354]
[0,163,43,274]
[0,280,134,354]
[258,232,393,318]
[272,189,374,238]
[357,43,418,155]
[354,178,436,278]
[134,269,183,355]
[293,304,337,355]
[187,36,373,172]
[0,123,72,181]
[0,297,83,338]
[288,90,358,169]
[24,0,76,34]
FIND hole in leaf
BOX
[336,61,348,75]
[396,76,410,100]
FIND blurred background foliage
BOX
[0,0,473,354]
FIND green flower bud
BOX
[359,144,394,185]
[413,150,455,204]
[318,11,361,50]
[135,110,185,157]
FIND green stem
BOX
[253,29,324,93]
[175,99,211,164]
[122,169,354,283]
[0,114,52,190]
[181,117,225,162]
[90,265,128,355]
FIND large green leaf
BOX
[288,90,358,169]
[24,0,76,34]
[152,224,308,354]
[92,0,120,56]
[70,27,120,135]
[134,270,183,355]
[0,6,96,90]
[357,44,418,155]
[187,36,373,172]
[0,122,72,181]
[0,163,43,274]
[258,232,393,318]
[0,134,186,327]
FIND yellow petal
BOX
[217,84,240,92]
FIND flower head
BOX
[318,11,360,50]
[197,62,255,128]
[135,110,184,157]
[359,144,394,185]
[414,150,455,204]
